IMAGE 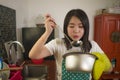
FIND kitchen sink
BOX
[22,64,48,80]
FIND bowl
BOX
[31,59,44,64]
[63,52,97,72]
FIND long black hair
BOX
[63,9,91,52]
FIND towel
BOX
[92,52,112,80]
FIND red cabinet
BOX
[94,13,120,79]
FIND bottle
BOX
[0,58,3,69]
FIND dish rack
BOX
[9,65,23,80]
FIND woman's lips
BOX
[73,35,79,39]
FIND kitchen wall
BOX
[0,0,28,42]
[0,0,117,42]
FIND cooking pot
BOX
[63,52,97,72]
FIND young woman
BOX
[29,9,112,80]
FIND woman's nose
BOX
[73,27,79,33]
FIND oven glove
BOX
[92,52,112,80]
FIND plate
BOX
[0,62,10,80]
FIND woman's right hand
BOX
[44,14,56,33]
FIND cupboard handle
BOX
[110,31,120,43]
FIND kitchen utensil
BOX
[0,67,22,72]
[63,52,97,72]
[71,40,83,47]
[22,64,48,80]
[56,25,82,47]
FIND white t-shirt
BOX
[45,38,104,80]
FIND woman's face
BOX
[67,16,84,41]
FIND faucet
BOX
[9,41,25,53]
[8,41,25,64]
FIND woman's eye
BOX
[79,26,83,28]
[68,25,83,28]
[69,26,74,28]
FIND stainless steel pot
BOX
[63,52,97,72]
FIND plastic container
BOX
[10,70,22,80]
[9,65,23,80]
